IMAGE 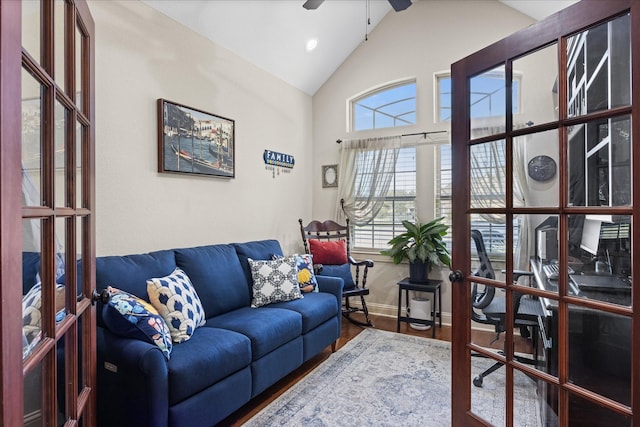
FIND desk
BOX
[396,278,441,338]
[530,259,631,426]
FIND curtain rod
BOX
[336,130,447,144]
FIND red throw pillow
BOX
[308,239,348,265]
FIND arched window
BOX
[347,81,417,249]
[352,81,416,131]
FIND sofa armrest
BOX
[316,275,343,300]
[315,275,343,334]
[97,328,169,427]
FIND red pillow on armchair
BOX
[308,239,348,265]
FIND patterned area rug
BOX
[245,328,541,427]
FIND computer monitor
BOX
[580,217,602,256]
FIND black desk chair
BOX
[299,218,374,327]
[471,229,543,387]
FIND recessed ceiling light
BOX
[305,38,318,52]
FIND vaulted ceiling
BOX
[142,0,578,95]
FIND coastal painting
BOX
[157,99,235,178]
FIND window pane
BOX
[566,14,631,118]
[470,66,507,136]
[515,129,559,208]
[438,71,519,125]
[76,121,84,208]
[568,116,631,207]
[55,0,66,94]
[354,147,416,249]
[76,21,84,112]
[470,140,506,209]
[568,305,631,406]
[353,82,416,131]
[513,43,558,127]
[55,100,68,208]
[22,0,42,64]
[436,145,452,249]
[22,68,44,207]
[438,77,452,122]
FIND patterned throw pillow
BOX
[103,286,173,360]
[296,254,318,293]
[248,256,303,307]
[22,283,66,346]
[147,268,206,343]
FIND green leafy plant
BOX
[381,217,451,268]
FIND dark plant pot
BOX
[409,261,431,284]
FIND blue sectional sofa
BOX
[94,239,343,427]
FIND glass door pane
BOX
[512,43,559,126]
[22,69,44,207]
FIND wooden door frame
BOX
[0,0,27,424]
[450,0,638,425]
[0,0,95,425]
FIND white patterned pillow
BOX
[22,283,67,346]
[146,268,206,343]
[248,256,303,308]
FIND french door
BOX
[1,0,96,425]
[450,0,638,425]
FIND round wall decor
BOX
[527,155,557,182]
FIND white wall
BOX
[311,0,536,319]
[89,1,313,256]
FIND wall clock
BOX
[322,164,338,188]
[527,155,557,182]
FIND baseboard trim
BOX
[365,302,495,332]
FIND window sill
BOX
[351,249,398,264]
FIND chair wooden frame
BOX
[299,218,374,327]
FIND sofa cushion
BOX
[270,292,340,334]
[205,306,301,360]
[233,240,284,285]
[103,286,173,360]
[147,268,206,343]
[167,326,251,405]
[174,244,251,317]
[95,250,177,326]
[317,263,356,290]
[248,256,303,308]
[308,239,348,265]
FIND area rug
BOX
[245,328,541,427]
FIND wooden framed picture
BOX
[322,164,338,188]
[157,99,235,178]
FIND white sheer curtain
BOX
[336,136,402,225]
[470,126,531,270]
[513,137,532,270]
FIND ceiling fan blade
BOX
[303,0,325,10]
[388,0,412,12]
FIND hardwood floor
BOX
[216,313,531,426]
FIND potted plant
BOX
[381,217,451,283]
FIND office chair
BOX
[471,229,544,387]
[299,218,374,327]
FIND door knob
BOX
[449,270,464,283]
[92,288,111,305]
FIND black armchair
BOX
[470,229,544,386]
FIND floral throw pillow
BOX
[103,286,173,360]
[296,254,318,293]
[147,268,206,343]
[248,256,303,307]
